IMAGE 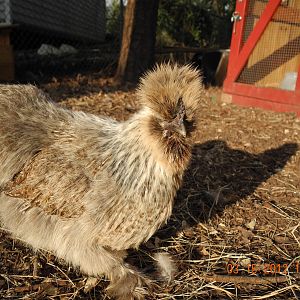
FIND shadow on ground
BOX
[129,141,298,271]
[161,140,298,237]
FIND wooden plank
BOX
[232,94,300,116]
[252,0,300,88]
[226,0,249,76]
[252,1,300,25]
[289,0,300,9]
[155,47,226,54]
[227,0,282,83]
[296,59,300,91]
[0,26,12,46]
[223,0,300,116]
[215,51,229,86]
[244,19,300,88]
[223,81,300,106]
[0,45,14,81]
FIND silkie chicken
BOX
[0,64,204,299]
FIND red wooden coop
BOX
[223,0,300,116]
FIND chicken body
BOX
[0,64,203,299]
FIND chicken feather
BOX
[0,63,204,299]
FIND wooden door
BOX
[223,0,300,116]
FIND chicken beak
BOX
[176,119,186,137]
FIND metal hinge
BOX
[231,12,242,34]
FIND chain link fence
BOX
[238,0,300,90]
[0,0,121,82]
[0,0,233,84]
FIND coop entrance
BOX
[223,0,300,116]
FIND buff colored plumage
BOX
[0,64,204,299]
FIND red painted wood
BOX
[296,65,300,91]
[227,0,249,75]
[223,0,300,116]
[227,0,282,83]
[232,94,300,116]
[235,0,249,55]
[223,81,300,106]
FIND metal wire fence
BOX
[0,0,233,84]
[0,0,120,82]
[238,0,300,90]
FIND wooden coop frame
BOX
[223,0,300,116]
[0,24,14,81]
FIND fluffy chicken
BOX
[0,64,203,299]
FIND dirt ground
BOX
[0,72,299,299]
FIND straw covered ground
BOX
[0,73,299,299]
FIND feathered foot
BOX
[107,265,152,300]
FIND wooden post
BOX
[114,0,159,83]
[0,24,15,81]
